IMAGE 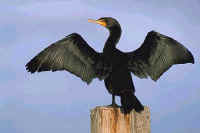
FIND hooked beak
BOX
[88,19,107,27]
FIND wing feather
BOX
[127,31,194,81]
[26,33,110,84]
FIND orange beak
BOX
[88,19,107,27]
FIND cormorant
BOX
[26,17,194,113]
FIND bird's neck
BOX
[103,26,121,52]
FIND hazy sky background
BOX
[0,0,199,133]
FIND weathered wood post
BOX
[90,106,150,133]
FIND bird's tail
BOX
[120,93,144,114]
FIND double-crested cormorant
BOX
[26,17,194,113]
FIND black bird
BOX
[26,17,194,113]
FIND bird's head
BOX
[88,17,121,31]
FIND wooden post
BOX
[90,106,150,133]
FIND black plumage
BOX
[26,17,194,113]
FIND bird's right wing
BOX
[127,31,194,81]
[26,33,111,84]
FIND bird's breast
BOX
[103,50,128,69]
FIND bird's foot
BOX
[107,103,120,108]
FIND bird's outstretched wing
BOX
[127,31,194,81]
[26,33,111,84]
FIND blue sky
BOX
[0,0,200,133]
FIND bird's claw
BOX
[107,103,120,108]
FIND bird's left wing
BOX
[127,31,194,81]
[26,33,110,84]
